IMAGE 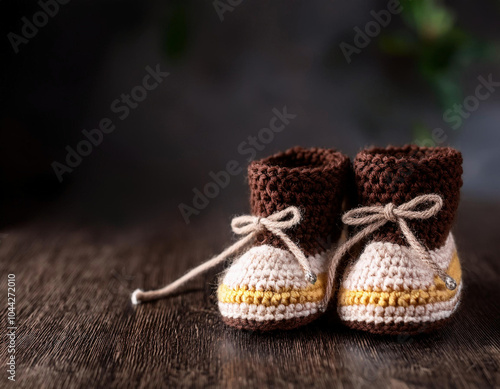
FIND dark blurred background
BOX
[1,0,499,232]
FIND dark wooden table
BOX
[1,200,499,388]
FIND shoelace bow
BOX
[131,206,316,304]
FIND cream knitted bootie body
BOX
[336,145,463,335]
[218,147,351,330]
[132,147,351,332]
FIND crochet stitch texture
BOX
[218,146,351,331]
[337,145,463,335]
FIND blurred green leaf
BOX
[427,72,463,108]
[401,0,455,40]
[412,123,433,143]
[380,0,494,110]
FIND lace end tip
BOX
[131,289,143,305]
[444,276,457,291]
[305,271,317,285]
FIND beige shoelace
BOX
[132,194,456,309]
[131,206,316,304]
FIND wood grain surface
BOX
[1,200,499,388]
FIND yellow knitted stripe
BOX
[217,273,327,306]
[339,252,462,307]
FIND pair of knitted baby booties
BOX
[133,145,463,336]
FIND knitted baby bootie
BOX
[218,147,351,330]
[131,147,351,332]
[335,145,463,335]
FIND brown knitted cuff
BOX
[248,146,351,256]
[353,145,463,250]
